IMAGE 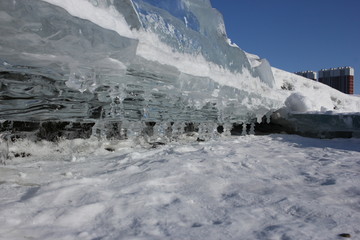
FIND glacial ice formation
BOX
[1,0,359,140]
[0,0,280,126]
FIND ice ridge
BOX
[0,0,281,140]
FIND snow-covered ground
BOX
[1,135,359,240]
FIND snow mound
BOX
[272,67,360,113]
[285,92,334,113]
[285,92,313,113]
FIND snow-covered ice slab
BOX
[0,135,359,239]
[1,0,360,140]
[0,0,281,126]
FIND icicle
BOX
[152,122,171,143]
[153,122,165,140]
[170,122,185,141]
[210,123,220,139]
[249,123,255,135]
[110,96,122,118]
[91,107,107,139]
[91,121,106,139]
[197,122,208,140]
[241,124,247,136]
[222,123,232,137]
[256,115,262,124]
[108,84,126,119]
[265,112,272,124]
[0,132,10,165]
[126,121,144,140]
[119,122,127,139]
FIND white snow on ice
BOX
[39,0,360,115]
[1,135,360,240]
[41,0,134,39]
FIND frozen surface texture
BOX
[0,0,279,126]
[0,135,360,239]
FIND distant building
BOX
[295,67,355,94]
[295,71,317,81]
[318,67,354,94]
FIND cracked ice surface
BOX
[0,135,360,239]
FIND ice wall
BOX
[0,0,282,138]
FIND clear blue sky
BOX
[210,0,360,94]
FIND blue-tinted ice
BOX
[0,0,280,139]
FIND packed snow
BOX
[1,135,360,239]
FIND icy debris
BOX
[0,133,10,165]
[241,124,247,136]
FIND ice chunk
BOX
[0,0,282,129]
